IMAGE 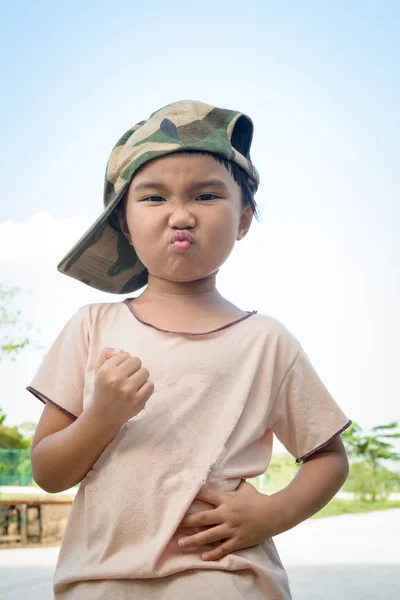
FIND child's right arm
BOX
[31,347,154,493]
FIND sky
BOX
[0,2,399,449]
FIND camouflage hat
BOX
[57,100,260,294]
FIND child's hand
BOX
[177,480,281,562]
[92,347,154,429]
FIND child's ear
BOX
[115,202,132,245]
[237,205,253,241]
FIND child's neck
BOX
[141,274,222,303]
[129,274,246,332]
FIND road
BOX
[0,510,399,599]
[275,509,400,599]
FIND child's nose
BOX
[168,204,196,229]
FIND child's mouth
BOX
[171,231,193,251]
[173,240,191,250]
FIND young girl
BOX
[28,100,351,600]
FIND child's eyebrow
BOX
[132,179,230,192]
[192,180,230,192]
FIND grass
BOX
[248,477,400,519]
[312,498,400,519]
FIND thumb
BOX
[96,347,120,371]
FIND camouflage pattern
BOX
[57,100,260,294]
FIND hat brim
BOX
[57,185,148,294]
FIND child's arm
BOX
[266,435,349,532]
[31,347,154,493]
[31,403,123,493]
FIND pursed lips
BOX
[170,231,194,245]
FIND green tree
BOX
[0,285,41,449]
[18,421,36,446]
[0,409,31,449]
[342,422,400,501]
[0,285,31,361]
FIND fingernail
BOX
[201,553,209,560]
[178,539,185,547]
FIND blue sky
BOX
[1,1,399,221]
[0,2,399,444]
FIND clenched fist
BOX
[92,347,154,430]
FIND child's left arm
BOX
[178,434,348,561]
[271,434,349,527]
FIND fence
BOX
[0,449,33,486]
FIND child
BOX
[28,100,351,599]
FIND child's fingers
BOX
[180,507,220,529]
[135,380,155,404]
[200,539,236,562]
[178,524,226,550]
[129,367,150,390]
[118,356,143,378]
[96,347,126,371]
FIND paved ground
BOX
[275,509,400,599]
[0,510,399,599]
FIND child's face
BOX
[120,153,253,285]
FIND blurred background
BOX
[0,1,399,598]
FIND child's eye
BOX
[196,194,219,201]
[142,196,166,203]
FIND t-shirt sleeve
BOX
[26,305,90,420]
[268,345,351,462]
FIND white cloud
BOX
[0,212,89,265]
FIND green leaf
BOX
[371,422,399,431]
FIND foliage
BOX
[341,421,400,500]
[0,409,32,449]
[0,286,31,361]
[344,461,399,501]
[17,421,36,446]
[249,453,299,494]
[0,285,41,450]
[342,421,400,462]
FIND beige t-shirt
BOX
[27,300,350,600]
